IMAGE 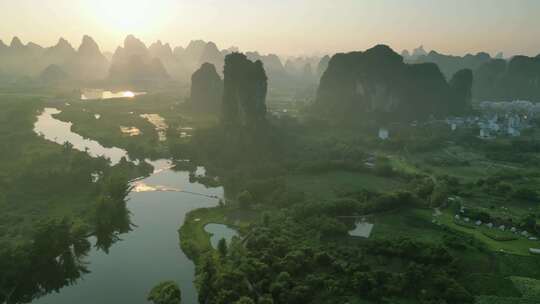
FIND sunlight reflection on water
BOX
[81,89,146,100]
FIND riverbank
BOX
[45,91,219,161]
[0,96,147,245]
[0,94,228,304]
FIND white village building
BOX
[378,128,389,140]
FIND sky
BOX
[0,0,539,57]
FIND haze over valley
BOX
[1,2,540,304]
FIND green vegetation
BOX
[2,46,540,304]
[147,281,182,304]
[473,276,540,304]
[0,95,146,245]
[8,79,535,303]
[463,274,521,297]
[0,94,145,303]
[510,276,540,299]
[173,68,540,303]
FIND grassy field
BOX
[437,211,537,256]
[473,277,540,303]
[286,171,406,200]
[510,276,540,298]
[368,208,447,242]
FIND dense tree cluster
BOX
[190,63,223,113]
[314,45,473,123]
[195,212,474,304]
[0,218,91,304]
[0,172,133,303]
[222,53,268,127]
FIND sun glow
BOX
[122,91,135,98]
[88,0,177,35]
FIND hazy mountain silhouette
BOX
[317,55,331,78]
[245,52,287,87]
[412,45,428,58]
[173,40,225,81]
[108,35,169,84]
[414,51,491,79]
[0,35,109,83]
[315,45,472,122]
[40,64,69,84]
[474,55,540,101]
[0,34,537,100]
[190,63,223,113]
[72,35,109,81]
[0,37,45,77]
[284,56,322,85]
[0,34,322,90]
[222,53,268,126]
[42,38,76,67]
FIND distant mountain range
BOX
[0,35,326,89]
[0,35,108,83]
[402,46,540,102]
[402,47,492,79]
[2,36,539,103]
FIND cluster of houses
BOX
[436,199,540,255]
[446,100,540,139]
[375,100,539,141]
[454,205,538,242]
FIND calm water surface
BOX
[34,108,129,165]
[32,109,222,304]
[204,223,238,249]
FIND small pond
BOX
[204,224,239,249]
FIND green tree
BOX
[262,212,270,227]
[258,295,274,304]
[234,297,255,304]
[522,214,538,233]
[197,255,217,303]
[147,281,181,304]
[218,238,228,257]
[190,63,223,113]
[237,190,253,209]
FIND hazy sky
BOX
[1,0,539,57]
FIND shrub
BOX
[237,190,254,209]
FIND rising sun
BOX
[89,0,176,34]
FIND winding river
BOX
[32,108,222,304]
